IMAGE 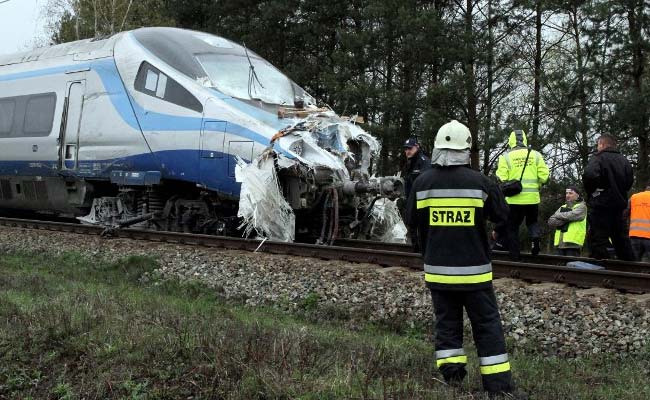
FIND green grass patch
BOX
[0,250,648,399]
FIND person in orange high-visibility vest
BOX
[629,181,650,262]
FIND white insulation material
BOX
[235,156,295,242]
[367,199,408,243]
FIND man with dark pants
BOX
[406,120,524,398]
[402,136,432,198]
[583,134,635,261]
[629,181,650,262]
[496,129,549,260]
[547,186,587,257]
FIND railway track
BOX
[1,216,650,293]
[333,238,650,274]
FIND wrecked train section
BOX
[237,108,406,244]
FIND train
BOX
[0,27,404,242]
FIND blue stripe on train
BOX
[0,149,244,197]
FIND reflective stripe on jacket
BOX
[553,202,587,247]
[495,148,549,205]
[630,191,650,239]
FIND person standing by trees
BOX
[628,180,650,262]
[547,186,587,257]
[496,129,550,259]
[402,137,431,199]
[406,120,523,398]
[582,134,635,261]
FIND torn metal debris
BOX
[237,108,405,243]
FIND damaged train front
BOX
[236,109,407,244]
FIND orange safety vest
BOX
[630,191,650,239]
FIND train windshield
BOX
[196,53,296,105]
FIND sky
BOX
[0,0,46,56]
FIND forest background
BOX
[42,0,650,247]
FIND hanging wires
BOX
[243,43,264,100]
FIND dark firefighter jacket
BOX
[405,165,509,291]
[404,150,432,198]
[583,147,633,210]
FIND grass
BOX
[0,250,648,399]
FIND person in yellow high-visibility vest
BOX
[496,129,550,259]
[629,181,650,262]
[548,186,587,257]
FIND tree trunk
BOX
[570,5,590,169]
[532,0,542,144]
[483,0,494,175]
[628,0,649,186]
[465,0,479,169]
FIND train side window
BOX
[135,62,202,113]
[23,93,56,136]
[0,98,15,137]
[144,69,159,92]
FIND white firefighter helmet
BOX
[434,120,472,150]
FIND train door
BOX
[199,120,227,189]
[59,80,85,170]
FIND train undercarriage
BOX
[75,165,405,244]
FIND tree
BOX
[47,0,173,43]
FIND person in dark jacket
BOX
[406,120,523,398]
[582,134,635,260]
[403,137,432,199]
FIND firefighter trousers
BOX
[430,286,513,393]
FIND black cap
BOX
[403,137,420,148]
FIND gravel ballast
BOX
[1,226,648,357]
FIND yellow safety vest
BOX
[496,148,549,205]
[553,202,587,247]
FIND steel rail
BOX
[333,238,650,274]
[1,217,650,292]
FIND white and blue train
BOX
[0,27,402,239]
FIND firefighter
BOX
[547,186,587,257]
[496,129,549,259]
[403,136,432,199]
[406,120,523,398]
[629,180,650,262]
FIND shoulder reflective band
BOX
[436,348,468,367]
[418,197,483,208]
[424,263,493,284]
[479,353,510,375]
[417,189,488,200]
[418,198,484,208]
[416,189,487,210]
